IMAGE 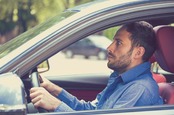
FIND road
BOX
[41,52,112,76]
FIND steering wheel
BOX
[30,69,48,113]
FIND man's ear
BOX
[134,46,145,59]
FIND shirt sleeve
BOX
[113,84,150,108]
[54,102,74,112]
[56,89,96,111]
[55,74,114,112]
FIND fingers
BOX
[30,87,42,93]
[30,87,45,107]
[30,87,61,110]
[31,95,43,108]
[39,76,49,87]
[31,94,42,104]
[39,75,43,83]
[40,81,47,88]
[30,87,42,100]
[37,76,61,97]
[39,77,53,91]
[40,76,48,83]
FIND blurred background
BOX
[0,0,96,44]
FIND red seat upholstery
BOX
[152,73,166,83]
[154,25,174,104]
[149,55,166,83]
[149,55,156,64]
[154,26,174,73]
[158,83,174,104]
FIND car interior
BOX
[20,18,174,114]
[153,25,174,104]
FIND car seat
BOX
[149,55,166,83]
[158,82,174,104]
[154,25,174,104]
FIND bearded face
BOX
[107,48,133,73]
[107,28,136,74]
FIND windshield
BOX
[0,11,76,59]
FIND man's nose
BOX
[107,42,114,51]
[107,44,112,54]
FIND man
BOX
[30,21,163,112]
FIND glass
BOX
[0,11,76,59]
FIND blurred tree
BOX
[103,26,121,40]
[32,0,66,24]
[0,0,37,43]
[0,0,93,44]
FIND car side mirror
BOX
[0,73,27,114]
[37,60,50,73]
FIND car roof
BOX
[66,0,174,26]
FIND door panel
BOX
[45,74,108,101]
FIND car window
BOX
[0,11,76,59]
[85,39,94,46]
[41,27,118,77]
[43,25,169,77]
[151,62,173,75]
[41,24,173,78]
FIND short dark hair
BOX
[122,21,156,62]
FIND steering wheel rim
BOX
[30,71,40,87]
[30,70,48,113]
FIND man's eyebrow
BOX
[114,37,122,42]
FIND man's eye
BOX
[116,41,122,46]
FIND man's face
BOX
[107,28,134,74]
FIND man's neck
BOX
[118,60,143,74]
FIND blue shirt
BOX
[55,62,163,112]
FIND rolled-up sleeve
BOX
[56,89,96,111]
[54,102,74,112]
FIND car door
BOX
[45,74,108,101]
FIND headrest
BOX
[149,55,156,63]
[154,25,174,73]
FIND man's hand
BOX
[40,76,62,97]
[30,87,61,111]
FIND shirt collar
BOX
[119,62,151,83]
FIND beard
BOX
[107,49,133,74]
